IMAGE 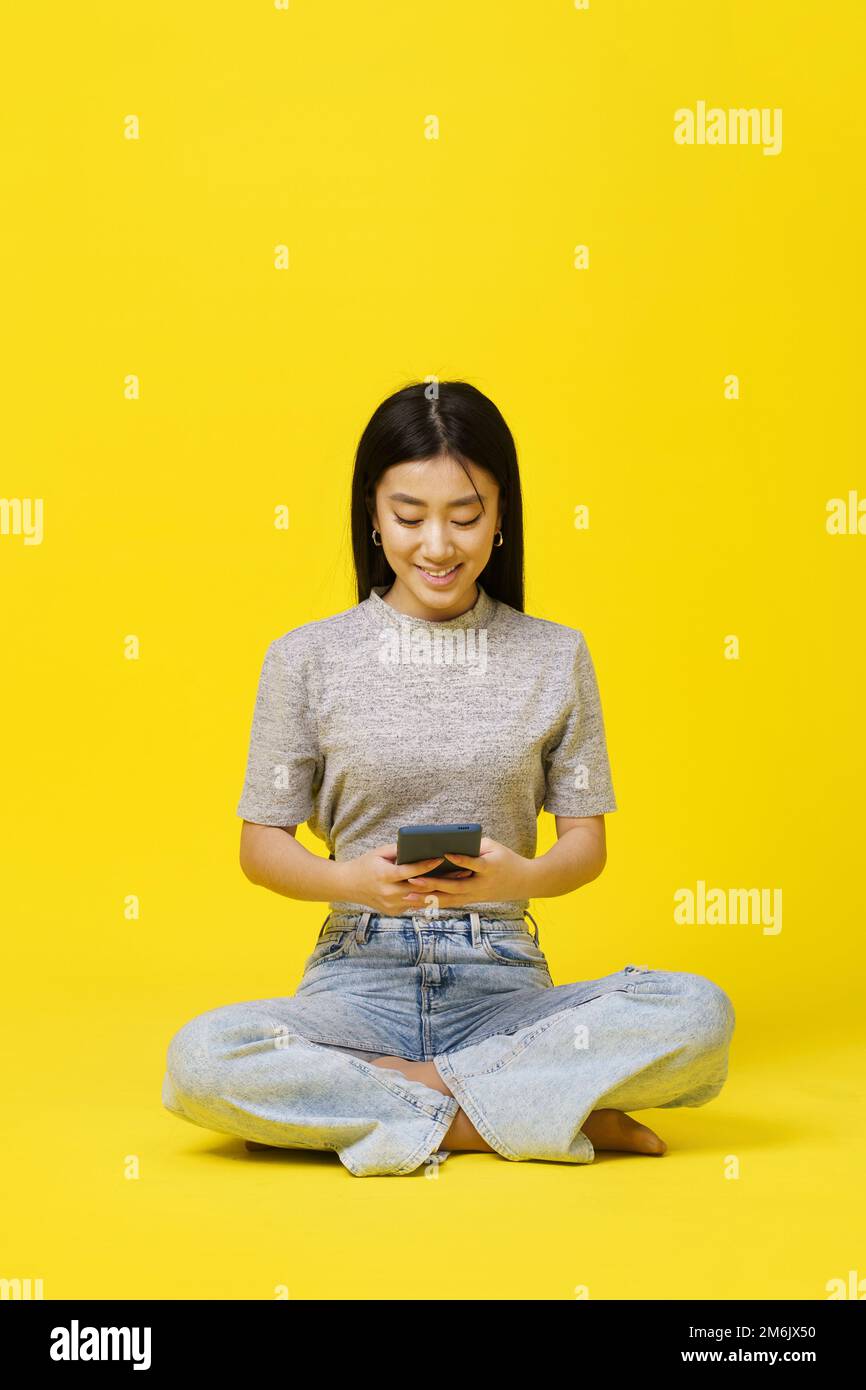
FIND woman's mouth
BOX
[415,562,462,588]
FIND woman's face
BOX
[371,454,502,620]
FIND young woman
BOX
[162,380,735,1177]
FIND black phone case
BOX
[396,822,482,877]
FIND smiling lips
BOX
[415,563,462,586]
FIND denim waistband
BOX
[320,908,541,947]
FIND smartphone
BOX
[396,822,482,877]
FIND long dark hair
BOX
[350,379,525,612]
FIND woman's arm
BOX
[239,822,347,903]
[523,815,608,899]
[240,823,448,912]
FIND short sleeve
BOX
[542,632,618,817]
[235,638,320,827]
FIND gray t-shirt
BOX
[236,582,617,917]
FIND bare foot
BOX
[581,1108,667,1155]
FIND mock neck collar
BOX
[363,581,498,633]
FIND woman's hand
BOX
[402,837,531,907]
[335,842,460,916]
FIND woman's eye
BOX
[393,514,483,528]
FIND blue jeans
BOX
[161,908,736,1176]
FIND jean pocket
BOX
[304,929,354,968]
[481,930,551,972]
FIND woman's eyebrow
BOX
[387,492,483,506]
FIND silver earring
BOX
[493,529,504,547]
[371,528,382,547]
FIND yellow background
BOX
[2,0,864,1300]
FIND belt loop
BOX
[356,911,372,944]
[470,910,481,948]
[318,912,332,940]
[524,910,540,946]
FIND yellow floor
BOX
[4,978,862,1301]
